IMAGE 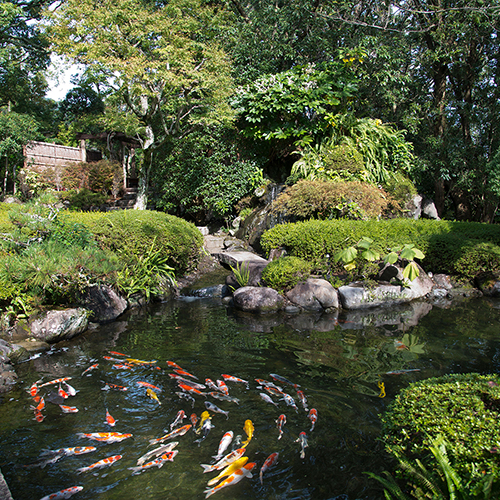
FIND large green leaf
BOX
[334,246,357,264]
[403,261,420,282]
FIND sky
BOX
[45,55,81,101]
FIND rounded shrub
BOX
[380,373,500,494]
[261,256,312,292]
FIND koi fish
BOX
[378,380,386,398]
[40,485,83,500]
[103,356,123,362]
[82,364,98,376]
[137,442,178,466]
[77,432,132,444]
[39,377,72,388]
[60,405,79,413]
[308,408,318,431]
[137,381,162,392]
[207,456,249,487]
[196,411,210,434]
[221,374,249,387]
[282,393,298,411]
[241,419,254,448]
[31,396,45,412]
[41,447,96,457]
[34,410,44,422]
[200,447,246,473]
[270,373,300,389]
[208,392,240,405]
[296,431,308,459]
[260,393,278,407]
[190,413,198,427]
[194,416,214,446]
[178,382,205,396]
[296,390,308,411]
[147,388,161,405]
[170,410,186,430]
[166,360,182,369]
[212,431,233,461]
[205,378,219,391]
[260,452,279,484]
[169,374,206,390]
[176,391,195,407]
[264,386,284,397]
[174,367,198,379]
[58,384,70,400]
[63,381,78,396]
[205,401,229,419]
[112,363,132,370]
[28,381,40,397]
[128,450,177,474]
[203,462,256,498]
[109,351,128,357]
[77,454,122,474]
[255,379,283,391]
[126,358,157,365]
[216,379,229,395]
[23,452,65,469]
[149,424,192,445]
[105,409,117,426]
[101,383,127,391]
[276,414,286,440]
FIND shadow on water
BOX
[1,296,500,499]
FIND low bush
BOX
[261,256,312,292]
[61,160,123,196]
[380,373,500,495]
[58,189,109,211]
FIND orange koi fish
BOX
[137,381,162,392]
[31,396,45,412]
[308,408,318,431]
[178,382,205,396]
[82,364,98,376]
[58,384,70,399]
[103,356,124,362]
[200,447,246,473]
[296,390,308,411]
[260,452,279,484]
[109,351,128,357]
[203,462,256,498]
[276,414,286,440]
[77,454,122,474]
[104,409,116,426]
[170,410,186,430]
[40,485,83,500]
[101,383,127,391]
[216,379,229,396]
[170,374,206,390]
[39,377,72,388]
[206,456,249,487]
[190,413,198,427]
[112,363,132,370]
[34,410,44,422]
[173,368,198,379]
[149,424,192,445]
[128,450,177,475]
[77,432,132,444]
[296,431,308,459]
[28,381,40,397]
[60,405,79,413]
[264,386,284,398]
[221,374,249,387]
[166,360,182,370]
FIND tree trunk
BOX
[134,118,154,210]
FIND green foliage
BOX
[86,209,203,275]
[273,180,393,220]
[380,373,500,495]
[153,126,264,219]
[261,256,312,293]
[51,215,95,249]
[60,160,123,195]
[58,189,109,211]
[261,219,500,278]
[230,262,250,288]
[383,172,418,209]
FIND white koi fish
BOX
[260,393,278,407]
[170,410,186,430]
[40,486,83,500]
[296,432,308,459]
[204,401,229,419]
[128,450,177,475]
[212,431,233,461]
[200,447,245,473]
[137,442,178,466]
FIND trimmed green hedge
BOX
[261,256,312,292]
[260,219,500,278]
[380,373,500,494]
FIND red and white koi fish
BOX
[101,383,127,391]
[166,361,183,370]
[41,447,96,457]
[137,442,178,466]
[77,432,132,444]
[63,381,78,396]
[264,386,284,398]
[103,356,123,362]
[260,393,278,407]
[205,378,219,391]
[31,396,45,412]
[296,390,308,411]
[58,384,70,400]
[149,424,192,445]
[128,450,177,475]
[255,379,283,391]
[105,409,117,426]
[190,413,198,428]
[137,381,162,392]
[109,351,128,357]
[200,447,246,473]
[308,408,318,431]
[28,381,41,397]
[40,485,83,500]
[173,367,198,379]
[178,382,206,396]
[203,462,256,498]
[296,432,308,459]
[39,377,72,388]
[221,374,249,387]
[282,393,298,412]
[276,414,286,440]
[170,410,186,430]
[82,364,98,376]
[270,373,300,389]
[207,457,248,487]
[260,452,279,484]
[112,363,132,370]
[216,379,229,396]
[212,431,233,461]
[60,405,79,413]
[169,374,206,390]
[34,410,44,422]
[77,454,122,474]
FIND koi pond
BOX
[1,293,500,500]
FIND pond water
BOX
[1,294,500,500]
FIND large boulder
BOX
[233,286,284,313]
[0,339,19,393]
[29,308,89,343]
[80,285,128,323]
[285,278,339,311]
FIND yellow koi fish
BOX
[241,419,254,448]
[126,358,157,365]
[147,388,161,405]
[196,411,210,434]
[378,380,386,398]
[203,462,255,498]
[207,456,249,486]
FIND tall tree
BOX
[48,0,234,209]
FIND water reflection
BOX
[0,297,499,500]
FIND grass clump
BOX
[261,256,312,293]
